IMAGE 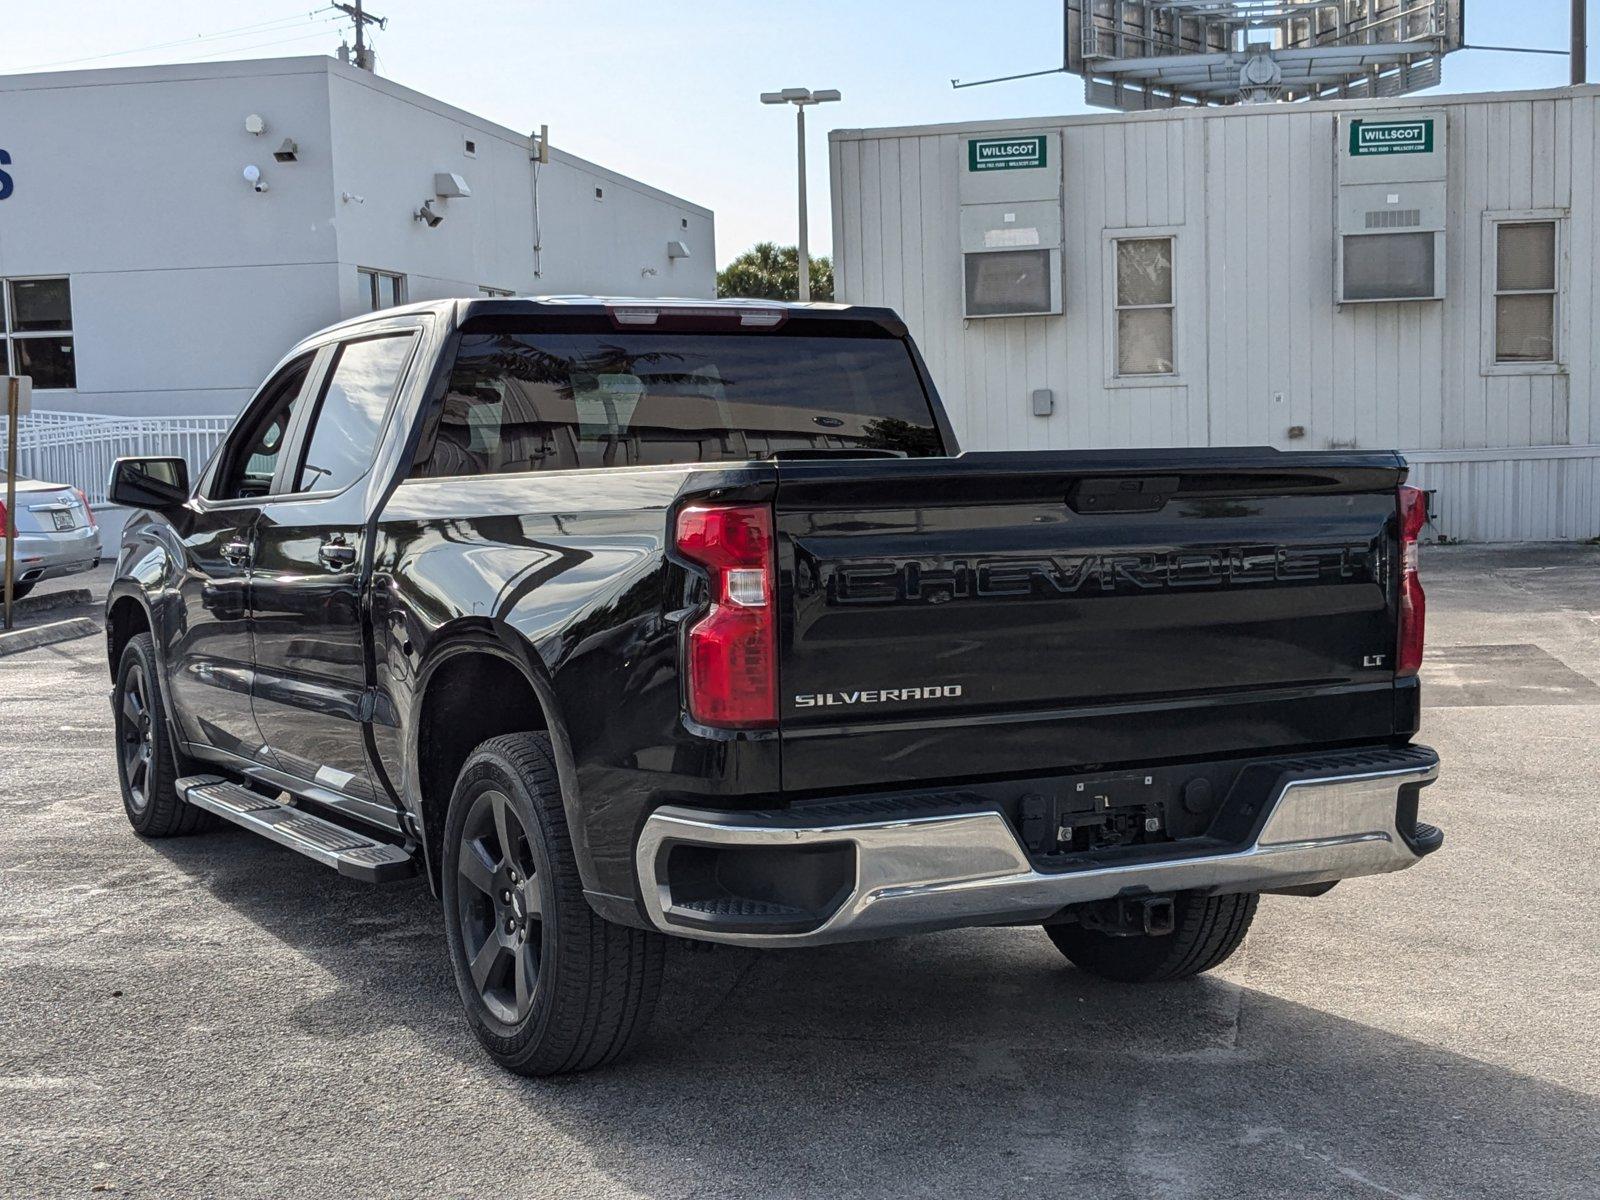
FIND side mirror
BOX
[109,457,190,511]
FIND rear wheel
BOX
[1046,891,1259,983]
[441,733,666,1076]
[113,632,213,837]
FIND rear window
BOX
[411,324,944,477]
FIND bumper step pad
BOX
[178,776,418,883]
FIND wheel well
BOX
[418,651,550,886]
[106,596,151,680]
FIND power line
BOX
[11,8,339,73]
[190,26,351,62]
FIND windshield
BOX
[413,323,945,477]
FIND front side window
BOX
[1494,221,1558,364]
[3,277,76,389]
[212,356,313,500]
[359,268,407,312]
[412,323,944,478]
[294,335,416,493]
[1114,238,1175,376]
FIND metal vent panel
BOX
[1366,209,1422,229]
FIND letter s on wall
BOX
[0,150,13,201]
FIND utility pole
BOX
[1576,0,1588,85]
[334,0,386,72]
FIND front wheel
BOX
[441,733,666,1076]
[113,632,213,837]
[1046,891,1259,983]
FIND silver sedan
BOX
[1,471,101,600]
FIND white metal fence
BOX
[0,410,233,506]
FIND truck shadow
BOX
[148,833,1598,1200]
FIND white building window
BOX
[2,277,76,390]
[1493,220,1558,364]
[1114,238,1175,376]
[359,268,408,312]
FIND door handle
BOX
[318,539,358,570]
[221,540,253,567]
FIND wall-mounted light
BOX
[667,240,691,259]
[414,199,444,227]
[273,138,299,163]
[242,164,268,193]
[433,172,471,199]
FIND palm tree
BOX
[716,243,834,302]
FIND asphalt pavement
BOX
[2,546,1597,1199]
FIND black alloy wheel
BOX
[454,787,546,1027]
[113,631,214,837]
[117,661,156,814]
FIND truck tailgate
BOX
[774,449,1409,793]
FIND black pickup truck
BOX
[105,296,1441,1075]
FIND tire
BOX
[1046,891,1259,983]
[9,581,33,601]
[113,632,214,837]
[441,733,666,1076]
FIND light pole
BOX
[760,87,841,302]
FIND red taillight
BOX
[675,503,777,729]
[74,488,97,528]
[1396,485,1427,677]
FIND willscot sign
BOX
[1349,118,1434,157]
[968,136,1047,172]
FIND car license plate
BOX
[51,510,76,531]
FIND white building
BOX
[0,55,715,426]
[830,86,1600,543]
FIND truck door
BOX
[249,330,420,818]
[165,354,315,763]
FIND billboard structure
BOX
[1044,1,1465,111]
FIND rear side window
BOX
[294,334,415,493]
[411,326,944,477]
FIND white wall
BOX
[324,64,715,305]
[0,59,343,416]
[831,87,1600,542]
[0,56,715,426]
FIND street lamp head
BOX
[761,87,843,107]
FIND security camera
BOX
[414,199,444,227]
[242,164,268,192]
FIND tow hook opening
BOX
[1074,894,1177,938]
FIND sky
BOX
[2,2,1592,267]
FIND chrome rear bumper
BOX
[636,752,1441,947]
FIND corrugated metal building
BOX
[829,85,1600,542]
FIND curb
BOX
[0,617,102,657]
[9,587,94,616]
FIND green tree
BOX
[716,242,834,302]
